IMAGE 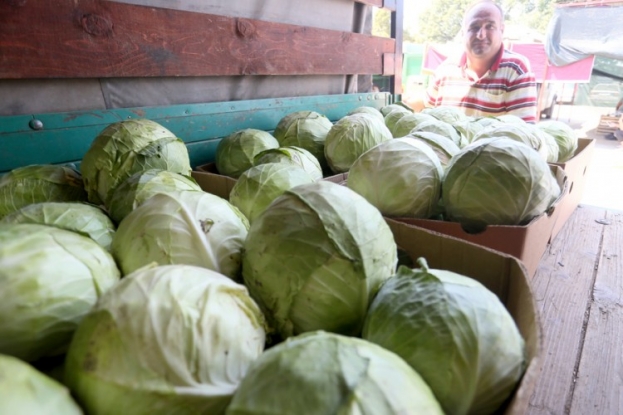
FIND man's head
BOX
[462,1,504,64]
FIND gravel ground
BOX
[547,105,623,211]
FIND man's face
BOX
[463,3,504,61]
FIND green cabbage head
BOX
[443,137,561,231]
[0,354,82,414]
[407,130,461,168]
[389,112,436,137]
[384,109,412,135]
[324,114,393,173]
[422,105,469,124]
[537,120,578,162]
[347,137,443,218]
[242,181,397,339]
[363,259,526,415]
[65,264,267,415]
[273,111,333,170]
[81,119,192,206]
[229,163,315,223]
[380,103,412,117]
[473,123,550,161]
[107,169,201,224]
[112,190,249,281]
[226,331,444,415]
[1,202,116,252]
[0,164,87,219]
[253,146,323,181]
[215,129,279,178]
[411,118,465,147]
[0,223,120,362]
[347,106,385,123]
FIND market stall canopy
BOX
[545,3,623,66]
[509,43,594,83]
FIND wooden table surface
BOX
[527,204,622,414]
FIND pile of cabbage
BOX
[343,105,574,230]
[0,113,550,414]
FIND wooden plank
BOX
[0,0,395,79]
[570,210,623,414]
[0,93,391,173]
[527,206,606,414]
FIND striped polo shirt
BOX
[425,47,538,123]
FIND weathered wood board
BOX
[0,0,395,79]
[528,206,607,414]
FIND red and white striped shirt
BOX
[425,47,538,123]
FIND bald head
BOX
[463,0,504,28]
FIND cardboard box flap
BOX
[191,169,237,200]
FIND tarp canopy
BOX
[545,4,623,66]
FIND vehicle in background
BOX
[589,83,622,107]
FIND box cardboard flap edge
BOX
[191,167,236,200]
[385,217,542,415]
[392,165,568,276]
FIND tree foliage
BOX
[389,0,556,43]
[417,0,473,43]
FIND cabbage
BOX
[347,137,443,218]
[473,116,503,128]
[452,119,485,144]
[408,130,461,168]
[410,118,465,147]
[495,114,527,125]
[537,120,578,162]
[253,146,323,181]
[112,190,248,281]
[215,129,279,178]
[0,164,87,219]
[273,111,333,170]
[324,114,392,173]
[389,112,436,137]
[380,103,412,117]
[226,331,444,415]
[229,163,315,223]
[107,169,201,224]
[443,137,561,230]
[242,181,397,339]
[422,106,469,124]
[383,109,410,134]
[473,123,550,161]
[0,354,82,414]
[65,264,266,415]
[0,223,120,362]
[347,106,385,123]
[1,202,116,252]
[363,259,526,415]
[527,124,560,163]
[81,119,192,206]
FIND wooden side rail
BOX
[0,0,396,79]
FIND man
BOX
[404,0,538,123]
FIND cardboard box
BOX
[194,162,351,197]
[322,172,348,185]
[391,166,568,277]
[549,138,595,239]
[191,163,236,200]
[385,218,541,415]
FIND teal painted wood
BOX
[0,93,392,174]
